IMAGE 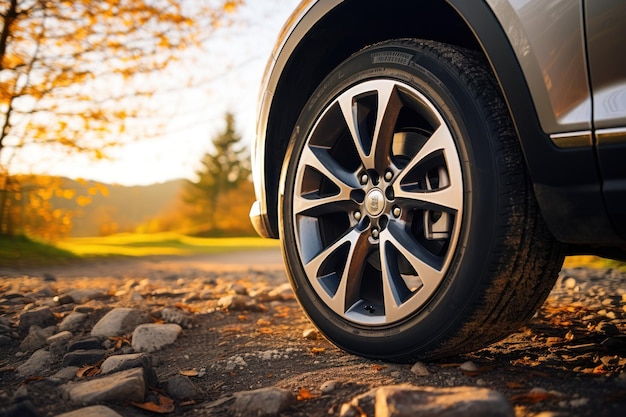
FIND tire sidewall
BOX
[280,42,502,359]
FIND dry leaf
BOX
[511,390,554,403]
[76,366,100,378]
[238,315,249,321]
[311,347,325,355]
[179,369,199,377]
[372,364,386,371]
[256,318,272,326]
[297,387,314,401]
[131,395,175,414]
[506,381,525,389]
[174,302,199,313]
[258,327,273,334]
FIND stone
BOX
[302,328,320,340]
[161,307,194,328]
[91,308,150,338]
[66,289,107,304]
[62,368,146,405]
[54,366,80,380]
[18,307,56,332]
[132,323,182,353]
[42,273,57,282]
[17,349,55,378]
[163,375,202,400]
[459,361,478,372]
[67,336,104,352]
[374,385,514,417]
[321,380,342,394]
[100,353,151,374]
[59,312,88,332]
[0,335,11,346]
[218,294,251,311]
[596,322,620,336]
[564,277,577,290]
[62,350,107,367]
[410,362,431,377]
[231,387,295,417]
[47,330,73,345]
[19,327,54,352]
[55,405,123,417]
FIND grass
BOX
[56,232,280,257]
[0,235,80,267]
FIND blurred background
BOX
[0,0,299,263]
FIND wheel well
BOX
[264,0,481,236]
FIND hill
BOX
[56,178,186,237]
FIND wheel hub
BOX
[365,188,385,217]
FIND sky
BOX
[15,0,301,187]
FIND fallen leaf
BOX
[258,327,273,334]
[131,395,175,414]
[174,302,199,313]
[179,369,199,377]
[511,390,554,403]
[256,318,272,326]
[297,387,314,401]
[76,366,100,378]
[372,364,386,371]
[311,347,325,355]
[506,381,525,389]
[238,315,249,321]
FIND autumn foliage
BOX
[0,0,243,238]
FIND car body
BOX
[250,0,626,360]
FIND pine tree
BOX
[185,112,251,234]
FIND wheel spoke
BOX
[303,227,370,315]
[338,81,400,171]
[394,125,463,212]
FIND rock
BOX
[47,330,73,345]
[0,335,11,346]
[564,277,577,290]
[67,336,104,352]
[411,362,431,377]
[62,350,107,367]
[131,323,182,352]
[218,294,252,311]
[17,349,55,377]
[321,380,342,394]
[231,387,295,417]
[19,326,56,352]
[459,361,478,372]
[91,308,150,338]
[18,307,56,333]
[374,385,514,417]
[55,405,123,417]
[161,307,194,328]
[54,294,74,305]
[302,328,320,340]
[62,367,146,405]
[59,312,88,332]
[0,400,42,417]
[163,375,202,400]
[66,289,107,304]
[54,366,80,380]
[42,273,57,282]
[100,353,151,374]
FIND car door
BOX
[586,0,626,238]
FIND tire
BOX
[279,39,564,361]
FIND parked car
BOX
[249,0,626,361]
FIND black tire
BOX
[279,39,564,361]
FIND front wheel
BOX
[280,39,563,361]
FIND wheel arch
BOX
[257,0,624,250]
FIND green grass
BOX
[0,235,80,267]
[56,232,280,257]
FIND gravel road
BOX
[1,250,626,417]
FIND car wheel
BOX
[280,39,564,361]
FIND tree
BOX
[0,0,243,237]
[185,112,251,234]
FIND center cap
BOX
[365,188,385,216]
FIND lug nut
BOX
[384,170,393,181]
[354,211,362,221]
[393,207,401,218]
[371,228,380,239]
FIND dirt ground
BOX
[1,250,626,416]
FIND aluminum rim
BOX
[292,79,463,325]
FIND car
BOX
[249,0,626,361]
